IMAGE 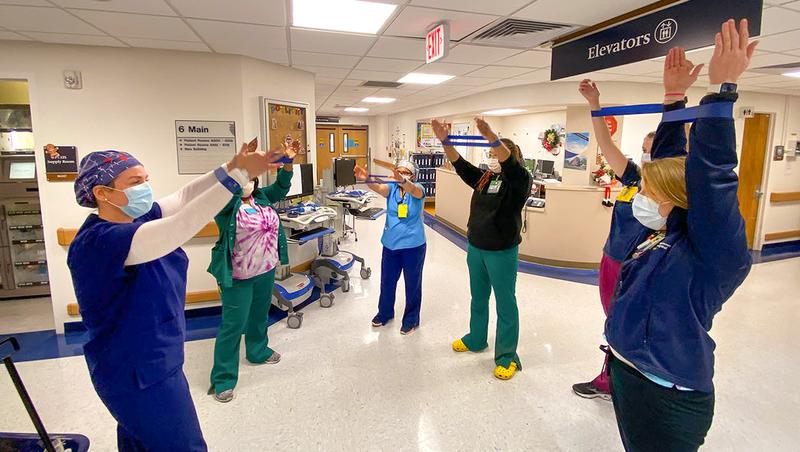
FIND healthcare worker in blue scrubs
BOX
[605,19,755,451]
[354,160,426,335]
[67,139,283,451]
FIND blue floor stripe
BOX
[423,213,599,286]
[751,239,800,264]
[1,283,340,363]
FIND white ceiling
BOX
[1,0,799,116]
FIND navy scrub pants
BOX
[375,244,426,329]
[99,369,207,452]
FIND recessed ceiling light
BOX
[397,73,455,85]
[782,71,800,78]
[292,0,397,34]
[344,107,369,112]
[362,97,396,104]
[480,108,528,116]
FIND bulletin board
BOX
[260,97,309,164]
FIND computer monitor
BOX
[285,163,314,199]
[539,160,555,176]
[333,158,356,187]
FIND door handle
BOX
[754,188,763,199]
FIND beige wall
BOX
[0,40,316,332]
[387,81,800,249]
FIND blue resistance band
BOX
[591,102,734,123]
[276,156,295,164]
[361,174,401,184]
[443,135,501,147]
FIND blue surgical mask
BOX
[107,182,154,219]
[632,193,667,230]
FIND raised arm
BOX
[125,142,282,266]
[579,80,628,176]
[653,47,703,159]
[354,164,390,197]
[686,19,756,275]
[474,117,529,184]
[432,119,484,188]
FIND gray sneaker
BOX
[213,389,234,403]
[266,352,281,364]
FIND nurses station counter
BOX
[435,168,622,269]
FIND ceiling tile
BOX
[315,77,344,85]
[294,65,352,78]
[0,30,32,40]
[54,0,176,15]
[292,51,360,69]
[509,69,551,83]
[0,5,103,34]
[355,57,421,72]
[760,5,800,36]
[189,19,287,62]
[26,32,126,47]
[348,69,406,82]
[291,29,375,56]
[782,1,800,10]
[443,76,498,86]
[414,61,483,76]
[749,51,800,67]
[494,50,551,68]
[340,79,366,86]
[367,36,424,60]
[383,6,499,40]
[0,0,51,5]
[443,44,523,64]
[514,0,653,26]
[754,29,800,52]
[119,38,211,52]
[170,0,286,27]
[72,10,199,41]
[409,0,532,16]
[467,65,532,79]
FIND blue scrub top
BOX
[381,183,426,250]
[67,203,188,396]
[603,160,648,262]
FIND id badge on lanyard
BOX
[398,203,408,218]
[488,179,502,194]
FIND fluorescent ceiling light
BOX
[397,73,455,85]
[362,97,396,104]
[344,107,369,112]
[480,108,528,116]
[292,0,397,34]
[782,71,800,78]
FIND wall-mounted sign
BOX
[551,0,763,80]
[774,145,785,161]
[44,144,78,182]
[426,23,450,64]
[175,120,236,174]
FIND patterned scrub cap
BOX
[74,150,143,207]
[396,160,419,180]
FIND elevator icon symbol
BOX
[655,19,678,44]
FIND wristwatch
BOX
[707,82,738,94]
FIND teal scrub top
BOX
[381,182,426,250]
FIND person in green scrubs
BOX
[432,118,532,380]
[207,145,296,403]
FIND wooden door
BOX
[737,113,770,248]
[315,126,339,182]
[341,127,368,169]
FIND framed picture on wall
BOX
[259,97,309,165]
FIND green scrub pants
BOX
[461,244,521,369]
[210,270,276,393]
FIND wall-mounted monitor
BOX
[9,161,35,180]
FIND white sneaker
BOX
[213,389,234,403]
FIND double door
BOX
[315,126,368,182]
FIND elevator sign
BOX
[426,23,449,64]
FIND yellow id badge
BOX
[617,185,639,202]
[398,203,408,218]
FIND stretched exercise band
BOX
[591,102,734,123]
[443,135,501,147]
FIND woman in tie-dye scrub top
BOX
[207,148,295,403]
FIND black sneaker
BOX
[372,315,390,327]
[400,325,418,335]
[572,381,611,401]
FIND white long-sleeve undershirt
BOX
[124,166,249,266]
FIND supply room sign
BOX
[175,120,236,174]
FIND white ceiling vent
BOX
[467,18,580,49]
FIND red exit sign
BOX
[426,23,449,64]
